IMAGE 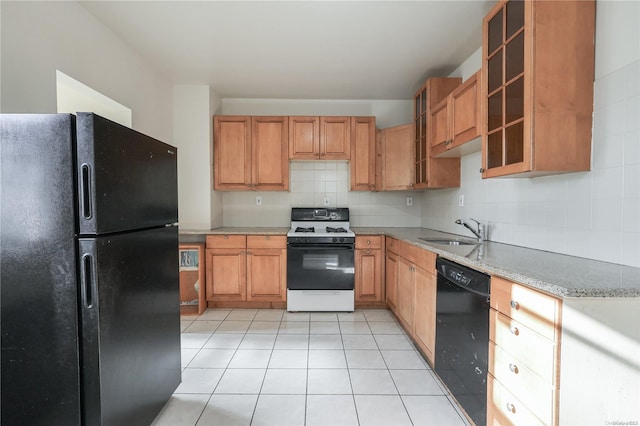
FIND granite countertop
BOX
[180,227,289,235]
[353,227,640,299]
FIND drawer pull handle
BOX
[506,403,516,414]
[510,300,520,310]
[510,326,519,336]
[509,363,519,374]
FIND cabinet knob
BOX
[510,326,519,336]
[509,363,519,374]
[265,235,270,240]
[367,240,371,245]
[366,249,371,254]
[506,403,516,414]
[510,300,520,310]
[224,235,229,239]
[479,168,485,173]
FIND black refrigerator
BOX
[1,113,181,425]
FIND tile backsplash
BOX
[421,60,640,268]
[222,161,422,228]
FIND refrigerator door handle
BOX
[81,164,92,219]
[81,253,95,308]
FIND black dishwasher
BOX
[435,257,490,426]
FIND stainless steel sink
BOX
[418,237,477,246]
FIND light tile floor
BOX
[151,308,470,426]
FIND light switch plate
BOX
[323,197,330,206]
[406,196,413,206]
[256,196,262,206]
[459,194,464,207]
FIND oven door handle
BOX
[287,244,354,250]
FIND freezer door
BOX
[76,113,178,235]
[79,226,180,426]
[1,114,82,425]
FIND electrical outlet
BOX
[323,197,330,207]
[256,196,262,206]
[459,194,464,207]
[406,196,413,206]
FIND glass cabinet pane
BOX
[505,32,524,82]
[487,131,503,169]
[415,96,420,116]
[415,118,421,139]
[505,122,524,165]
[487,51,503,93]
[488,9,504,55]
[506,0,525,39]
[421,160,427,182]
[505,77,524,124]
[488,90,503,132]
[420,90,427,113]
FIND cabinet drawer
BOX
[490,310,557,384]
[356,235,383,249]
[386,237,398,254]
[398,241,436,272]
[489,342,555,423]
[206,235,246,249]
[247,235,286,249]
[488,375,545,426]
[491,276,560,342]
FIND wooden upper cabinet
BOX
[214,115,288,191]
[377,124,414,191]
[482,0,595,178]
[320,116,350,160]
[350,116,376,191]
[430,71,482,158]
[213,116,252,190]
[289,116,351,160]
[252,116,289,191]
[289,116,319,159]
[414,78,461,189]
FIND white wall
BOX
[210,88,224,228]
[422,0,640,268]
[0,1,173,142]
[174,86,215,229]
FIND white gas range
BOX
[286,208,355,312]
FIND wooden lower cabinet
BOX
[488,276,560,425]
[246,247,286,301]
[396,257,415,332]
[206,234,286,307]
[385,253,398,310]
[412,265,436,366]
[355,236,384,305]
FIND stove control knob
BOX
[332,237,337,243]
[340,237,344,243]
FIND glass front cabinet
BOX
[179,243,205,314]
[481,0,595,178]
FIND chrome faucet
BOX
[455,218,486,243]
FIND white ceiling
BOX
[80,1,494,100]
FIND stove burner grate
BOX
[326,226,348,233]
[295,227,315,233]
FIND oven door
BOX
[287,243,354,290]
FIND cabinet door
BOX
[413,266,436,366]
[396,257,415,332]
[246,248,286,301]
[451,71,481,147]
[385,253,398,311]
[213,116,251,190]
[350,116,376,191]
[289,116,319,159]
[206,248,246,301]
[355,248,383,302]
[428,98,450,155]
[320,116,350,160]
[378,124,414,191]
[252,116,289,191]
